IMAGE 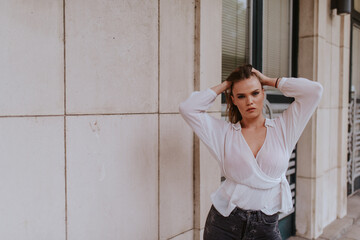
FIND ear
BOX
[231,95,235,104]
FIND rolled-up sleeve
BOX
[278,77,323,155]
[179,88,230,164]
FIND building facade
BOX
[0,0,357,239]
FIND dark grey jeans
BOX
[203,205,281,240]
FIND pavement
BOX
[288,191,360,240]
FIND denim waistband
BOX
[229,206,278,222]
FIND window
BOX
[263,0,291,80]
[355,0,360,12]
[262,0,293,101]
[352,24,360,98]
[348,0,360,194]
[221,0,250,118]
[222,0,250,83]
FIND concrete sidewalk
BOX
[288,191,360,240]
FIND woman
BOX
[179,64,323,240]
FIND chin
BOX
[244,112,260,119]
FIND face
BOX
[231,76,265,121]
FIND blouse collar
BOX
[231,118,275,131]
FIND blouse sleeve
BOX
[179,88,230,164]
[277,77,323,156]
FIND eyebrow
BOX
[236,89,260,96]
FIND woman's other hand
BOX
[211,80,232,95]
[251,68,280,88]
[251,68,271,84]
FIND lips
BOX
[247,107,256,112]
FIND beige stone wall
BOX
[296,0,350,238]
[0,0,222,239]
[1,0,351,239]
[0,1,66,239]
[65,1,159,239]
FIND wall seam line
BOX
[0,112,164,118]
[63,0,68,239]
[158,0,161,239]
[167,228,193,239]
[193,1,200,238]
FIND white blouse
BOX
[179,77,323,216]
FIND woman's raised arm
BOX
[277,77,323,155]
[179,84,231,165]
[211,80,232,95]
[250,68,323,156]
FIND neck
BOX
[240,115,266,129]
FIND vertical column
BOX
[296,0,350,238]
[296,0,324,238]
[159,0,196,239]
[193,0,222,239]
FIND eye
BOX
[237,95,245,99]
[252,91,260,96]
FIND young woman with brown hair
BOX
[179,64,323,240]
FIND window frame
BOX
[350,0,360,101]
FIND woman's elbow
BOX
[314,82,324,99]
[179,101,188,116]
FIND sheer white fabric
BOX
[179,77,323,216]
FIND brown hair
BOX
[224,64,263,124]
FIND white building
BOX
[0,0,359,239]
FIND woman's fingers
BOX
[251,68,264,79]
[251,68,270,85]
[251,68,263,79]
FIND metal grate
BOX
[347,88,360,194]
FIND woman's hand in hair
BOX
[251,68,280,88]
[211,80,232,95]
[251,68,270,83]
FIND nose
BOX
[246,96,254,105]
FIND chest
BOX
[241,127,267,158]
[223,127,289,180]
